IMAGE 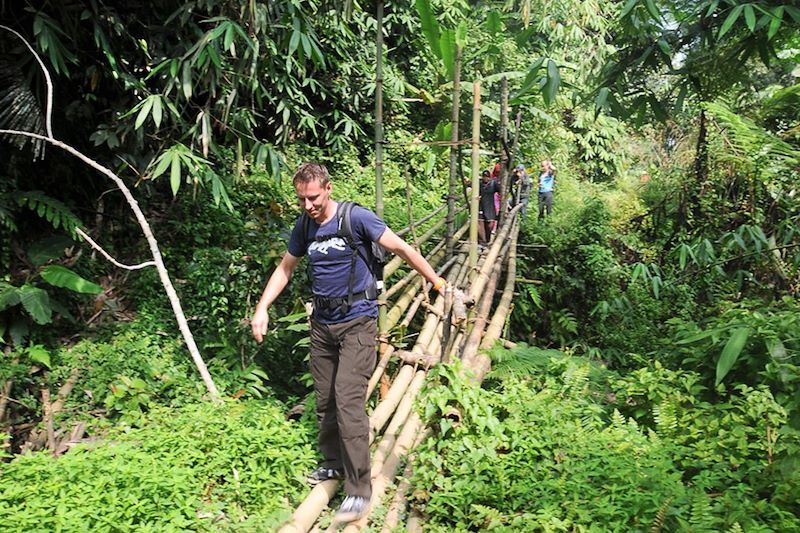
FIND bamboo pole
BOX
[384,216,447,278]
[342,414,429,532]
[497,76,509,228]
[396,205,447,237]
[468,204,521,304]
[469,80,481,275]
[471,223,520,381]
[369,365,415,439]
[446,45,462,259]
[461,240,510,366]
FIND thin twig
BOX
[75,228,156,270]
[1,25,53,138]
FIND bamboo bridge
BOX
[278,201,525,532]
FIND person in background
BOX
[478,169,499,245]
[510,164,533,218]
[538,160,556,221]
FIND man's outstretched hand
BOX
[251,307,269,343]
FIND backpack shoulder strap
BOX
[337,201,357,244]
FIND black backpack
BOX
[301,201,387,313]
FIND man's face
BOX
[295,178,332,223]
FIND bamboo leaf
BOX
[181,61,193,99]
[644,0,660,20]
[768,7,784,39]
[744,4,756,31]
[716,327,750,385]
[620,0,638,19]
[40,265,103,294]
[134,96,154,129]
[170,156,182,196]
[719,4,745,38]
[152,96,163,128]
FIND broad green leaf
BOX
[595,87,610,110]
[26,344,51,368]
[542,60,560,105]
[415,0,442,59]
[28,236,74,266]
[40,265,103,294]
[716,327,750,385]
[705,0,720,18]
[485,11,502,34]
[0,283,21,312]
[631,263,644,283]
[18,285,52,325]
[455,21,468,49]
[766,338,787,360]
[439,29,455,81]
[675,329,716,345]
[719,4,744,38]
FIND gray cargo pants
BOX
[310,315,377,499]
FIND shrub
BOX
[0,400,316,532]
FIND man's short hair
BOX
[292,162,330,187]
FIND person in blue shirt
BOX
[250,162,446,523]
[538,160,556,220]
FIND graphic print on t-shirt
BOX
[308,237,347,255]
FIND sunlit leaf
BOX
[716,327,750,385]
[40,265,103,294]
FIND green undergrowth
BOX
[0,400,316,532]
[409,347,800,532]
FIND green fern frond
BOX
[13,191,82,236]
[649,497,673,533]
[705,101,800,169]
[488,345,565,380]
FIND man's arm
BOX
[251,252,302,343]
[377,228,446,293]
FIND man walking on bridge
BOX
[251,162,446,522]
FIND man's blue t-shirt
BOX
[539,172,555,193]
[287,202,387,324]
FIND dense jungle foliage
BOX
[1,0,799,530]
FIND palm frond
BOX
[0,59,46,159]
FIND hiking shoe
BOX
[334,495,370,523]
[306,466,343,485]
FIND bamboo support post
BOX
[469,80,481,274]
